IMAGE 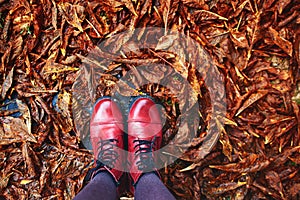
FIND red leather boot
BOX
[90,97,124,185]
[127,97,163,191]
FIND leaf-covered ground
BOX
[0,0,300,199]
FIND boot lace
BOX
[97,139,119,169]
[133,137,157,171]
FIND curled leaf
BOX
[1,67,14,99]
[269,27,293,56]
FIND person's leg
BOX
[135,172,176,200]
[73,172,117,200]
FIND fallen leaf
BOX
[0,116,37,145]
[235,90,268,116]
[1,67,14,99]
[269,27,293,56]
[58,3,85,32]
[20,179,33,185]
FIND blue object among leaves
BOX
[0,99,22,118]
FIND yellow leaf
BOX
[20,179,33,185]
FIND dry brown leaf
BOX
[58,3,85,32]
[230,29,249,48]
[268,27,293,56]
[235,90,268,116]
[1,67,14,99]
[155,34,177,50]
[0,117,37,145]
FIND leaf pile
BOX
[0,0,300,199]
